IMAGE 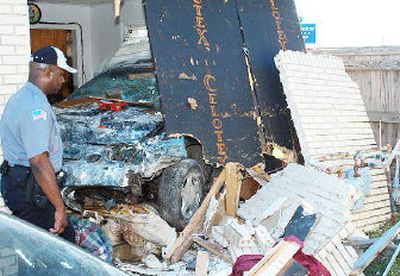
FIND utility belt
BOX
[0,160,65,208]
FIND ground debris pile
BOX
[108,162,376,275]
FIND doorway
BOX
[30,29,74,103]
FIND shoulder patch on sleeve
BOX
[32,109,47,121]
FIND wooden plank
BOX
[247,240,301,276]
[204,191,226,236]
[311,46,400,56]
[165,169,226,264]
[195,251,209,276]
[368,111,400,124]
[193,236,233,264]
[225,163,242,216]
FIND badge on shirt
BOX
[32,109,47,121]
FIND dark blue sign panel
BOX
[237,0,305,157]
[301,23,316,44]
[144,0,263,167]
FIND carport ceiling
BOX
[35,0,114,6]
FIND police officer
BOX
[0,46,77,243]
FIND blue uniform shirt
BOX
[0,82,63,171]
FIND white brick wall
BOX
[238,164,359,275]
[0,1,30,211]
[274,51,391,231]
[0,1,30,117]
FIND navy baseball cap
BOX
[30,46,77,74]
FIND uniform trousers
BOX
[1,165,75,243]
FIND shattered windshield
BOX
[69,68,159,107]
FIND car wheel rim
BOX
[180,170,202,219]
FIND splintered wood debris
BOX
[108,161,385,275]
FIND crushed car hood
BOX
[56,104,187,188]
[56,104,163,145]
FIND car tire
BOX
[158,158,204,231]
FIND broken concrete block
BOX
[224,218,255,248]
[238,163,359,275]
[241,196,288,226]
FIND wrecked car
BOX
[56,63,210,230]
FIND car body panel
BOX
[0,213,126,275]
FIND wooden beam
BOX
[165,169,226,264]
[368,111,400,124]
[204,191,226,236]
[114,0,121,17]
[193,236,233,264]
[247,240,301,276]
[225,163,242,217]
[195,251,209,276]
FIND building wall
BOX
[0,0,29,211]
[35,0,146,83]
[90,2,122,75]
[0,0,30,115]
[35,3,93,84]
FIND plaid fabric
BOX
[69,215,113,264]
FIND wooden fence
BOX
[312,46,400,148]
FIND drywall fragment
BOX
[254,225,275,252]
[117,213,176,247]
